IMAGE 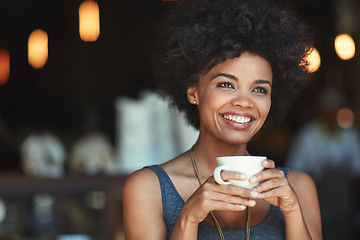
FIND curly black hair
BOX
[154,0,314,129]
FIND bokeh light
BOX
[79,0,100,42]
[0,49,10,85]
[335,34,355,60]
[28,29,48,69]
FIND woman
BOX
[123,0,322,239]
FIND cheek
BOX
[198,91,228,122]
[260,99,271,117]
[201,89,227,107]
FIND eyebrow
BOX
[255,79,272,87]
[211,73,272,87]
[211,73,238,81]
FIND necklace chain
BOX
[190,146,251,240]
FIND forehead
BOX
[206,52,273,81]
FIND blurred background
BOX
[0,0,360,239]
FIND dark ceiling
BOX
[0,0,165,134]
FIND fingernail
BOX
[249,176,257,183]
[250,191,259,198]
[239,205,246,210]
[263,160,269,165]
[249,200,256,206]
[240,173,247,180]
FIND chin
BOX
[220,135,253,146]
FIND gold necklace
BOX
[190,147,251,240]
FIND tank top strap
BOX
[146,165,184,237]
[278,167,289,178]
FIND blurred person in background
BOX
[286,87,360,239]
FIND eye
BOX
[253,87,268,94]
[217,82,235,89]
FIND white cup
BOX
[214,156,266,188]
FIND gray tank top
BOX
[147,165,287,240]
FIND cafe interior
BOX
[0,0,360,239]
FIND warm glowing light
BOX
[28,29,48,69]
[336,107,355,129]
[335,34,355,60]
[79,0,100,42]
[0,49,10,85]
[305,48,321,73]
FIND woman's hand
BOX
[180,172,260,224]
[249,160,300,215]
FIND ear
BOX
[187,85,198,105]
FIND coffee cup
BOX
[214,156,266,188]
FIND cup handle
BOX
[214,165,230,185]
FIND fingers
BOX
[248,167,292,200]
[209,172,258,200]
[261,159,275,169]
[220,159,275,181]
[212,183,259,202]
[207,190,256,210]
[249,167,284,186]
[220,170,247,182]
[201,178,259,210]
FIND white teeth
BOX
[223,115,251,124]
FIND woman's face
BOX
[188,52,272,145]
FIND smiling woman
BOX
[123,0,322,239]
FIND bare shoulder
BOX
[123,167,160,193]
[123,167,167,239]
[123,151,190,196]
[123,167,162,208]
[287,169,316,194]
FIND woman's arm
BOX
[249,161,322,239]
[286,170,322,239]
[122,168,168,240]
[169,210,200,240]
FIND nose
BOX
[231,92,255,108]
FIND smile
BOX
[222,114,251,124]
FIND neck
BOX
[191,134,248,179]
